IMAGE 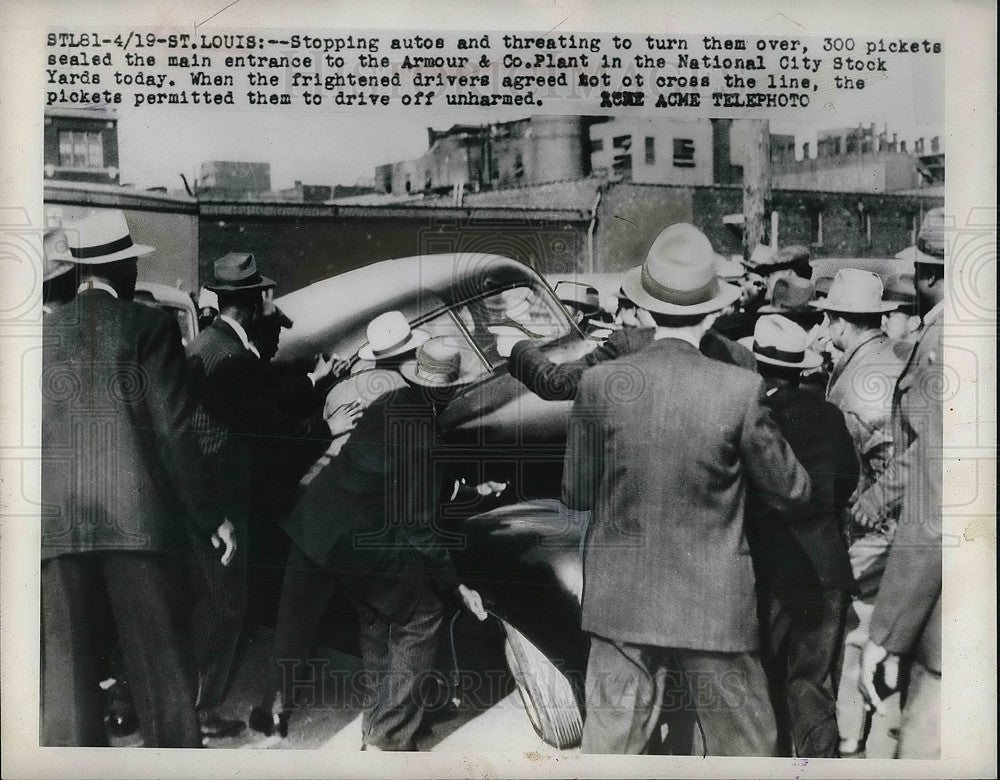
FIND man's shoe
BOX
[249,706,289,738]
[199,712,246,739]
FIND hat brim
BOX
[621,266,741,316]
[67,243,155,264]
[758,303,813,314]
[809,299,900,314]
[895,245,945,265]
[398,349,481,388]
[738,337,823,369]
[357,328,429,362]
[206,275,276,293]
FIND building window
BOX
[672,138,695,168]
[513,152,524,179]
[612,135,632,177]
[644,137,655,165]
[590,137,604,153]
[931,136,940,153]
[915,137,925,154]
[58,130,104,168]
[900,140,907,153]
[811,209,824,246]
[802,141,810,159]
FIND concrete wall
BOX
[198,206,589,295]
[590,117,713,186]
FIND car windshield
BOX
[417,283,572,376]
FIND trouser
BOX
[188,523,248,712]
[759,587,849,757]
[262,543,445,750]
[896,661,940,759]
[41,552,200,747]
[580,634,778,756]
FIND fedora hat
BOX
[357,310,429,361]
[895,207,946,266]
[399,336,480,387]
[205,252,275,293]
[621,223,741,316]
[62,210,154,264]
[759,276,816,314]
[811,268,899,314]
[739,314,822,369]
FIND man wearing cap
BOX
[715,244,814,341]
[184,252,353,739]
[810,268,906,755]
[739,316,858,757]
[859,208,946,758]
[563,223,812,755]
[41,210,226,746]
[252,327,499,748]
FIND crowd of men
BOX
[40,206,945,757]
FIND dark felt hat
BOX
[205,252,275,293]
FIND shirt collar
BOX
[77,279,118,298]
[218,314,261,359]
[923,300,945,326]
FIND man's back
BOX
[563,337,810,652]
[42,290,210,557]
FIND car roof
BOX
[275,253,544,361]
[135,281,195,309]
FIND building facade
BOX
[43,108,120,185]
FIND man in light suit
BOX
[812,268,906,755]
[860,208,946,758]
[41,210,229,747]
[563,224,812,755]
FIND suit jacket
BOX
[746,385,858,591]
[509,326,755,401]
[868,314,943,672]
[562,337,811,651]
[42,290,219,560]
[282,384,468,619]
[826,331,905,499]
[186,319,332,523]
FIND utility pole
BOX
[742,119,771,262]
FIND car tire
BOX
[500,619,583,749]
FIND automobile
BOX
[274,253,596,747]
[133,281,199,345]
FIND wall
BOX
[772,152,921,193]
[590,117,714,186]
[43,194,200,292]
[198,204,590,295]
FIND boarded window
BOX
[644,137,655,164]
[672,138,695,168]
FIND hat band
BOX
[754,343,804,363]
[216,272,268,289]
[371,332,411,357]
[70,234,134,259]
[415,351,460,382]
[641,265,718,306]
[917,236,945,258]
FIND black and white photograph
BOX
[1,2,995,777]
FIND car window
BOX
[449,284,571,368]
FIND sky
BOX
[111,40,945,192]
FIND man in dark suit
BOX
[250,332,497,748]
[508,290,756,400]
[860,209,946,759]
[563,224,812,756]
[184,253,350,739]
[41,210,229,747]
[739,315,859,757]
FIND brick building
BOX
[43,107,120,185]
